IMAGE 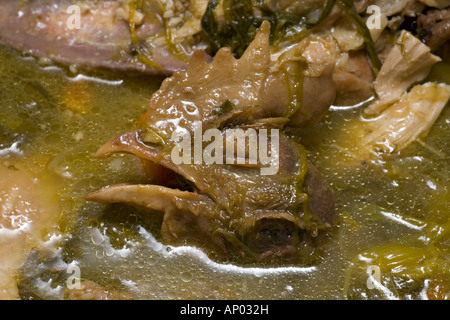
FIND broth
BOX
[0,43,448,300]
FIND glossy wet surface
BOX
[0,45,448,299]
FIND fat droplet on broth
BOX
[180,271,193,282]
[147,255,159,266]
[90,227,104,245]
[181,100,199,116]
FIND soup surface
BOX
[0,40,448,299]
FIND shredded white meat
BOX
[344,82,450,160]
[366,30,441,114]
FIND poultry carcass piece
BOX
[86,22,336,265]
[0,0,211,75]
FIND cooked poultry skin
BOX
[86,22,336,265]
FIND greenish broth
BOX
[0,44,448,300]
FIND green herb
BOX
[214,99,235,116]
[336,0,382,75]
[201,0,381,75]
[128,0,162,69]
[201,0,259,57]
[308,0,381,75]
[201,0,307,58]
